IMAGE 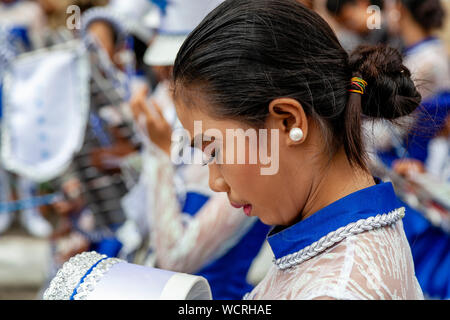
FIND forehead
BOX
[174,89,244,135]
[174,93,200,132]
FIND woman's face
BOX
[174,91,321,226]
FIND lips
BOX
[243,204,252,216]
[229,200,253,216]
[230,202,244,209]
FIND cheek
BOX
[222,163,283,211]
[220,163,260,192]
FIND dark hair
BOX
[402,0,446,31]
[173,0,421,170]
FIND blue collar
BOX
[404,36,440,55]
[267,180,403,260]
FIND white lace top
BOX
[247,220,423,299]
[246,182,424,300]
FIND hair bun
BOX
[348,44,422,120]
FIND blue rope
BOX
[0,193,62,213]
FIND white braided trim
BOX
[43,251,107,300]
[73,257,124,300]
[273,207,406,270]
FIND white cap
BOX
[43,251,212,300]
[143,0,224,66]
[108,0,161,44]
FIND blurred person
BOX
[80,2,159,101]
[0,0,47,32]
[17,5,135,269]
[55,7,140,257]
[383,91,450,174]
[366,1,450,299]
[106,0,161,95]
[325,0,400,51]
[35,0,74,30]
[80,5,142,166]
[362,63,449,300]
[365,1,450,167]
[0,0,48,48]
[390,112,450,299]
[81,6,127,69]
[389,0,450,100]
[128,0,270,300]
[393,112,450,182]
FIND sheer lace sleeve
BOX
[247,221,423,300]
[142,148,256,274]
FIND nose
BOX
[208,164,230,193]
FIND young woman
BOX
[170,0,424,299]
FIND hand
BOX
[90,142,137,173]
[52,178,85,216]
[52,200,75,217]
[54,231,91,266]
[129,86,173,155]
[393,159,425,178]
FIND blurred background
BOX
[0,0,449,300]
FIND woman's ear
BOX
[267,98,308,146]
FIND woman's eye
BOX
[202,149,217,166]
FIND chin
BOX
[257,208,298,227]
[256,212,278,226]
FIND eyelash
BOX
[202,148,217,166]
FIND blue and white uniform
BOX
[246,179,423,299]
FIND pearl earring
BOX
[289,127,304,142]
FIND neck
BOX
[299,149,375,222]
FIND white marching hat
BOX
[43,251,212,300]
[80,2,159,45]
[108,0,161,44]
[143,0,224,66]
